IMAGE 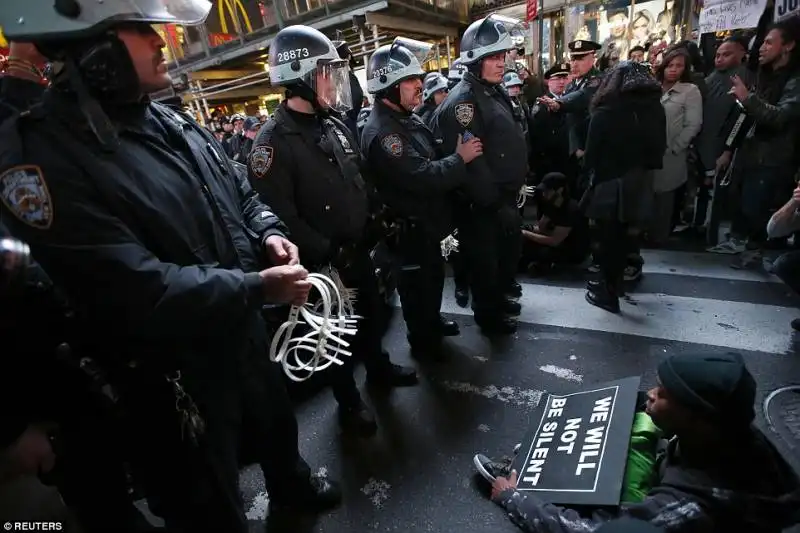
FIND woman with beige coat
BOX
[650,47,703,244]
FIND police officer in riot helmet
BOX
[0,2,341,530]
[447,58,466,90]
[416,72,449,125]
[361,37,483,359]
[250,25,418,437]
[502,70,530,139]
[432,14,529,335]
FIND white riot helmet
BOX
[460,14,525,65]
[0,0,211,41]
[269,25,352,113]
[447,58,466,84]
[502,71,523,89]
[422,72,448,102]
[366,37,434,94]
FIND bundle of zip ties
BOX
[269,272,359,382]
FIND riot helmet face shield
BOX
[311,58,353,113]
[0,0,212,41]
[391,37,434,68]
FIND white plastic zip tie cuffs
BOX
[517,185,536,208]
[440,229,459,260]
[269,269,360,382]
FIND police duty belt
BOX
[269,271,359,382]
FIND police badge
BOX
[249,145,273,178]
[380,134,404,157]
[0,165,53,229]
[454,103,474,127]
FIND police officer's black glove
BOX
[497,205,523,236]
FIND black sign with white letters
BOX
[510,376,640,506]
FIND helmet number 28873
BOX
[277,48,311,63]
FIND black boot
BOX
[475,315,518,335]
[367,360,419,387]
[338,398,378,437]
[506,280,523,298]
[454,286,469,308]
[585,280,620,313]
[439,315,460,336]
[502,297,521,316]
[273,470,343,512]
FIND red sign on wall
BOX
[526,0,538,21]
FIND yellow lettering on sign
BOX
[218,0,254,35]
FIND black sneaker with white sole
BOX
[473,454,513,483]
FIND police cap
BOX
[544,62,570,79]
[568,39,601,57]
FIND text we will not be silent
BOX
[523,395,613,486]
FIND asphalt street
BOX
[234,248,800,533]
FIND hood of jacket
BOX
[659,429,800,532]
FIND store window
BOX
[564,0,677,61]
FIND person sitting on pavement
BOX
[766,181,800,331]
[520,172,590,276]
[474,353,800,533]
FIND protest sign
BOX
[511,376,641,507]
[775,0,800,21]
[699,0,764,34]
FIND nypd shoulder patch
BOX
[0,165,53,229]
[454,103,474,127]
[381,134,404,157]
[249,145,274,179]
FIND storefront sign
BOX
[699,0,764,34]
[511,376,640,507]
[526,0,539,21]
[775,0,800,21]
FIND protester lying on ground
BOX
[474,353,800,533]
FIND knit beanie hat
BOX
[657,352,756,427]
[595,518,663,533]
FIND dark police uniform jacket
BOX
[247,102,370,266]
[0,77,46,118]
[361,100,466,241]
[0,89,288,372]
[432,71,528,209]
[415,102,436,127]
[529,92,570,177]
[558,68,601,156]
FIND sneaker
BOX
[473,453,513,483]
[707,237,746,254]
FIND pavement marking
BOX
[245,491,269,521]
[360,478,391,508]
[639,249,781,283]
[439,279,797,354]
[539,364,583,382]
[441,381,545,408]
[477,424,491,432]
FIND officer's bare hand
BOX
[259,264,311,306]
[0,237,31,290]
[537,96,560,111]
[715,151,732,174]
[456,134,484,163]
[0,423,57,478]
[264,235,300,266]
